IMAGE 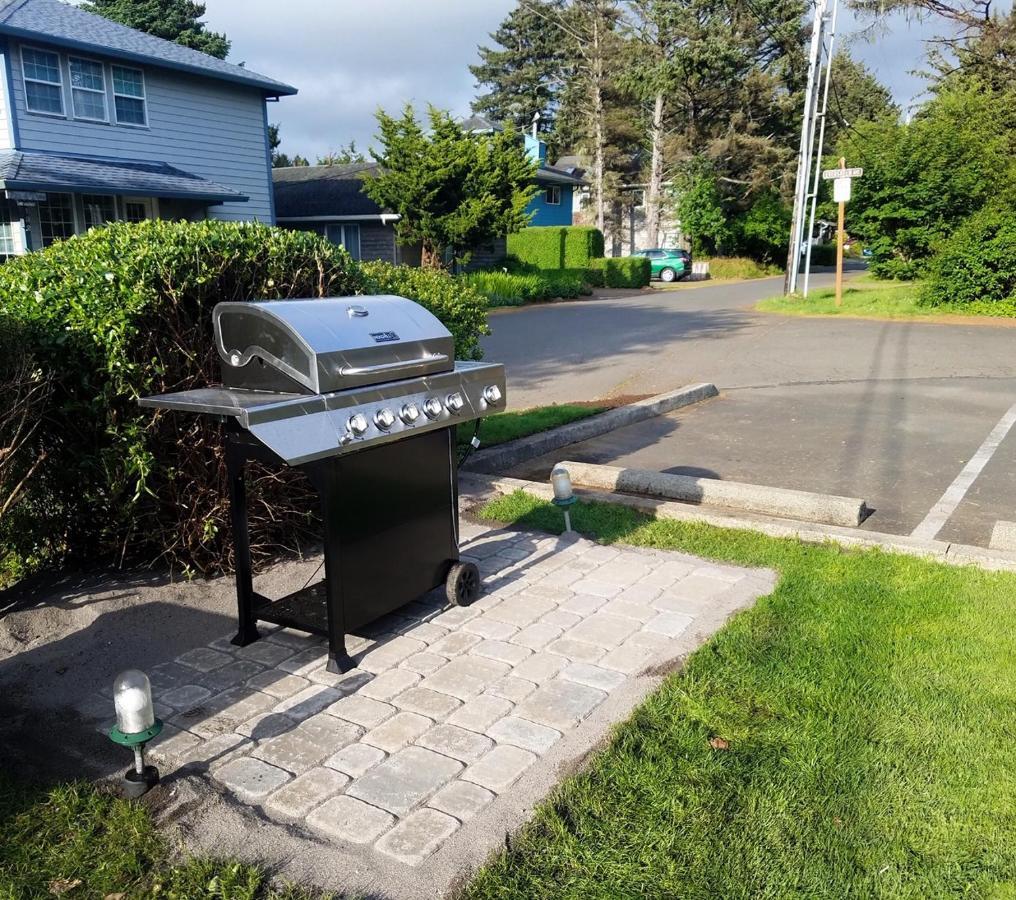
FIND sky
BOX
[200,0,976,163]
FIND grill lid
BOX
[214,295,454,394]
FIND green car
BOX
[633,248,692,282]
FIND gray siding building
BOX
[273,163,403,263]
[0,0,295,255]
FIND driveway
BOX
[483,275,1016,547]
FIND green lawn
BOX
[459,403,607,450]
[759,275,1016,320]
[0,772,325,899]
[466,490,1016,898]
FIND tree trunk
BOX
[645,91,665,249]
[421,243,443,269]
[592,15,606,234]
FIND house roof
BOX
[273,164,388,219]
[459,114,503,134]
[0,149,247,202]
[536,164,586,187]
[0,0,296,96]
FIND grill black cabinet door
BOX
[307,426,459,634]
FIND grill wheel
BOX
[446,561,481,606]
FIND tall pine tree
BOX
[470,1,568,136]
[83,0,230,59]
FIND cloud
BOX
[204,0,515,160]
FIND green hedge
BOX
[507,226,605,269]
[807,244,837,267]
[0,221,489,580]
[462,269,591,307]
[921,206,1016,313]
[703,257,783,279]
[589,256,652,288]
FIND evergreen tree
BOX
[825,51,897,146]
[470,1,569,136]
[317,142,367,166]
[83,0,229,59]
[366,105,536,269]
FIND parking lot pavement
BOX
[510,377,1016,548]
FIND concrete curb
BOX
[459,472,1016,574]
[464,382,718,475]
[559,460,869,528]
[990,521,1016,551]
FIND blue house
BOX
[0,0,295,255]
[523,133,584,226]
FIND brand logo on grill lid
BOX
[370,331,400,343]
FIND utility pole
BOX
[802,0,838,297]
[784,0,830,295]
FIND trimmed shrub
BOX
[462,269,591,307]
[563,227,605,268]
[702,257,783,279]
[920,206,1016,313]
[359,260,489,359]
[0,221,488,580]
[589,256,651,288]
[507,226,606,270]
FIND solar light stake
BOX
[108,669,163,798]
[551,466,577,533]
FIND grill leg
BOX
[315,460,355,674]
[227,437,260,648]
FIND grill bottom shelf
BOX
[253,583,330,637]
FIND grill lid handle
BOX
[338,353,450,377]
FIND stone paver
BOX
[307,795,395,844]
[216,756,291,802]
[347,746,462,816]
[462,745,536,794]
[376,809,460,866]
[264,767,349,820]
[153,523,769,875]
[428,780,495,822]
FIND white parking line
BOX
[911,402,1016,541]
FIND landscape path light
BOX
[108,669,163,798]
[551,465,577,533]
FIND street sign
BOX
[822,167,863,180]
[833,177,852,203]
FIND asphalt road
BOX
[484,274,1016,547]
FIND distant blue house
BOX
[522,134,584,226]
[0,0,295,255]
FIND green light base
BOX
[109,719,163,748]
[552,496,577,508]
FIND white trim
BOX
[110,63,147,127]
[277,214,402,223]
[67,54,108,123]
[20,45,65,117]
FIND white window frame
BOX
[545,185,562,206]
[21,45,65,117]
[111,64,147,127]
[67,55,108,123]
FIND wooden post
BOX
[835,155,845,307]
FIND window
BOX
[545,185,561,206]
[82,194,117,230]
[22,47,64,115]
[325,224,361,260]
[0,221,14,255]
[123,200,151,223]
[38,194,75,246]
[111,65,146,125]
[69,57,107,121]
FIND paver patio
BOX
[75,521,775,896]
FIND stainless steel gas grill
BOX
[140,295,506,672]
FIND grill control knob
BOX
[400,402,421,424]
[423,397,443,419]
[483,384,503,405]
[347,413,369,436]
[374,408,396,431]
[445,392,465,414]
